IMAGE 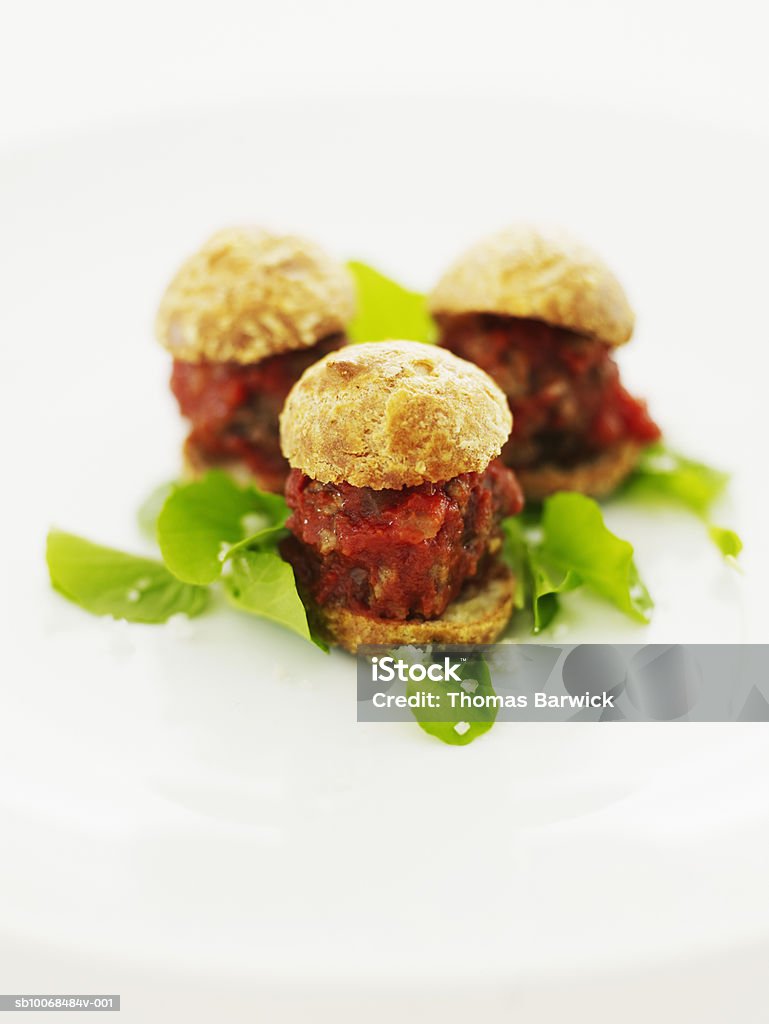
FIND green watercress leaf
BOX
[157,471,289,585]
[407,653,497,746]
[223,524,289,559]
[347,261,436,343]
[46,530,209,623]
[501,515,529,611]
[540,493,653,623]
[137,480,176,540]
[708,525,743,560]
[627,442,729,515]
[223,549,326,650]
[501,516,580,633]
[624,443,741,560]
[528,556,582,634]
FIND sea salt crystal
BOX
[454,721,471,737]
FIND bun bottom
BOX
[515,441,643,502]
[181,443,285,494]
[314,560,515,654]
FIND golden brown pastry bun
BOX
[430,225,635,347]
[279,340,512,490]
[156,227,355,364]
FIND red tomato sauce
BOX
[284,461,523,620]
[439,315,660,469]
[170,335,344,491]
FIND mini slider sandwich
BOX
[279,341,524,653]
[156,227,355,492]
[430,226,660,500]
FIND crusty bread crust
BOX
[515,441,644,501]
[279,341,512,489]
[156,227,355,364]
[430,226,635,347]
[315,560,515,654]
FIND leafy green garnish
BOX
[224,549,326,650]
[155,473,323,645]
[137,481,175,540]
[347,261,436,343]
[541,493,653,623]
[503,493,652,633]
[406,654,497,746]
[627,443,728,515]
[501,516,530,612]
[49,474,325,648]
[157,471,288,585]
[223,524,289,559]
[529,558,583,634]
[46,530,209,623]
[625,442,741,559]
[503,517,582,633]
[502,514,581,630]
[708,525,743,560]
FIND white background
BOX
[2,3,769,1022]
[2,0,768,147]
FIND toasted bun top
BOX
[429,225,635,346]
[279,341,512,489]
[156,227,356,363]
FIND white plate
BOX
[1,98,767,1022]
